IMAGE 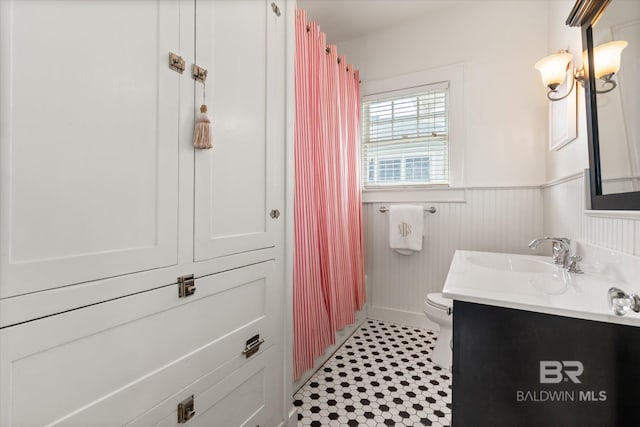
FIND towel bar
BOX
[379,206,436,214]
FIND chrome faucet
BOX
[528,237,583,273]
[608,287,640,316]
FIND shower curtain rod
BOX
[305,25,360,80]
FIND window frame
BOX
[362,83,449,187]
[360,64,465,191]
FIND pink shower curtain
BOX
[293,9,365,380]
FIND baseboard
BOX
[293,308,367,391]
[368,305,438,331]
[279,407,298,427]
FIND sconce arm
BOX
[596,77,617,94]
[547,69,576,101]
[546,62,583,102]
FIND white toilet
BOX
[423,293,453,370]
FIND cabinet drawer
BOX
[0,261,283,426]
[127,347,281,427]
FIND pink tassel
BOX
[193,104,213,149]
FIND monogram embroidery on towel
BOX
[398,222,412,237]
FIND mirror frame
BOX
[567,0,640,210]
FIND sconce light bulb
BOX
[593,40,627,80]
[535,51,573,89]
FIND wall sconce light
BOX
[535,41,627,101]
[592,40,627,89]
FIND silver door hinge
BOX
[169,52,185,73]
[178,274,196,298]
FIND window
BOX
[378,159,401,182]
[362,82,449,187]
[405,156,430,182]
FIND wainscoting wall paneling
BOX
[364,187,544,328]
[543,173,640,256]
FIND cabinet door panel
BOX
[0,0,180,297]
[193,0,285,261]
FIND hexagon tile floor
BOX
[294,319,451,427]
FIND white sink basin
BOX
[443,249,640,327]
[466,254,555,273]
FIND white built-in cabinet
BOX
[0,1,290,426]
[194,0,284,262]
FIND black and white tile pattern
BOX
[294,319,451,427]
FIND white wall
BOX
[338,0,549,187]
[320,0,638,331]
[333,1,550,326]
[545,0,589,182]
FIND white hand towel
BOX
[389,205,424,253]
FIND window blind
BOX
[362,82,449,187]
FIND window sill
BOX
[362,186,466,203]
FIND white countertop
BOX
[442,249,640,327]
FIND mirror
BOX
[568,0,640,210]
[593,2,639,196]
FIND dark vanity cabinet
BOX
[452,301,640,427]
